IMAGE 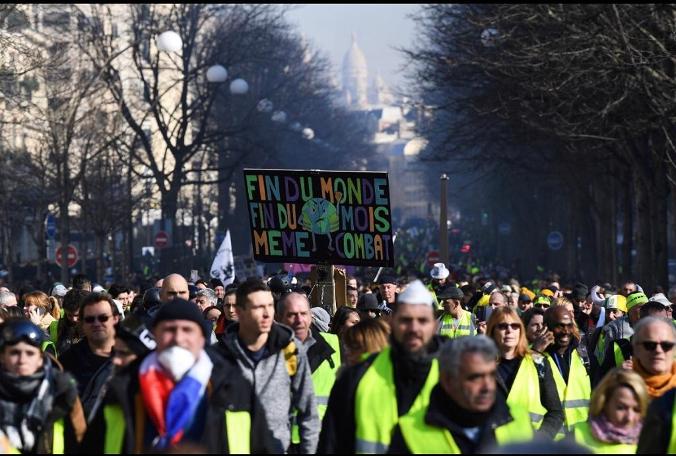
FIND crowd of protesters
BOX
[0,264,674,454]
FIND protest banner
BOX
[243,169,394,267]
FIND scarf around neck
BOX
[139,349,213,450]
[633,359,676,398]
[589,414,641,445]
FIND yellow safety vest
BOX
[573,421,636,454]
[427,284,442,311]
[437,311,475,338]
[505,354,548,430]
[546,350,591,437]
[103,404,251,453]
[398,403,534,453]
[291,333,342,444]
[354,347,439,453]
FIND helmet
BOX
[143,287,162,310]
[0,320,46,349]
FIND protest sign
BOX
[243,169,394,267]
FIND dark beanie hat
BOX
[151,298,211,339]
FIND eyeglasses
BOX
[496,323,521,331]
[84,314,113,324]
[639,341,675,352]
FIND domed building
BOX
[341,33,369,108]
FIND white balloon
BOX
[156,31,182,52]
[229,78,249,95]
[302,128,315,140]
[206,65,228,82]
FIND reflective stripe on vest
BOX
[546,351,591,434]
[669,394,676,453]
[399,404,533,453]
[225,410,251,454]
[574,421,636,454]
[437,311,475,338]
[292,333,342,444]
[505,354,547,429]
[53,418,65,454]
[104,404,125,453]
[355,347,439,454]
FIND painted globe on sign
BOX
[300,198,339,235]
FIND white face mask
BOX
[157,345,196,382]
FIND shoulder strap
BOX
[283,340,298,377]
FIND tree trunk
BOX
[652,168,669,289]
[635,178,654,289]
[59,202,71,284]
[96,232,105,283]
[622,172,634,281]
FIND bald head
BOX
[160,274,189,302]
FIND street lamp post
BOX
[440,174,449,265]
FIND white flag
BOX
[211,230,235,286]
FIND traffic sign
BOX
[155,231,169,249]
[426,250,440,267]
[55,245,78,268]
[547,231,564,251]
[45,214,56,238]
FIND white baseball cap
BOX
[430,263,450,280]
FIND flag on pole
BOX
[211,229,235,286]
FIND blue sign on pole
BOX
[547,231,564,251]
[46,214,56,238]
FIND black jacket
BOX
[495,354,563,439]
[317,335,445,453]
[80,346,276,453]
[637,387,675,453]
[388,384,519,454]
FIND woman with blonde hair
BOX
[572,368,647,452]
[22,291,60,334]
[341,317,390,367]
[487,306,563,439]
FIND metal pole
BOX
[440,174,449,265]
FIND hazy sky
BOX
[285,4,421,92]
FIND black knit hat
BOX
[151,298,211,339]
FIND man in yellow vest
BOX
[278,293,341,449]
[543,306,591,436]
[436,285,476,338]
[388,336,534,453]
[317,280,444,453]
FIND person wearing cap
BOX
[50,283,68,310]
[318,280,445,453]
[357,293,383,320]
[277,293,341,450]
[377,271,399,313]
[595,291,649,381]
[543,306,591,437]
[641,293,671,319]
[215,279,319,454]
[436,285,476,339]
[0,319,86,453]
[518,294,534,313]
[83,297,275,453]
[428,263,450,310]
[387,336,534,453]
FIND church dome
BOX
[342,33,367,73]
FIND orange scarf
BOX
[633,360,676,398]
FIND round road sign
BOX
[55,245,78,268]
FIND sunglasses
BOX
[639,341,675,352]
[496,323,521,331]
[84,314,113,324]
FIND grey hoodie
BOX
[601,315,634,343]
[218,322,319,454]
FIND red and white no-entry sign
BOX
[55,245,78,268]
[155,231,169,249]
